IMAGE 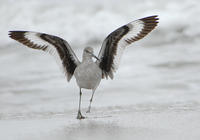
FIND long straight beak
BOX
[91,53,100,61]
[86,50,100,61]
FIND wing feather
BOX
[97,15,159,79]
[9,31,80,81]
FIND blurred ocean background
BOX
[0,0,200,140]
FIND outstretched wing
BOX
[96,15,159,79]
[9,31,80,81]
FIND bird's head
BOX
[83,47,99,61]
[84,47,94,54]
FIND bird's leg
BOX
[77,88,85,119]
[86,90,95,113]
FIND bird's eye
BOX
[85,50,90,53]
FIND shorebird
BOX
[9,15,159,119]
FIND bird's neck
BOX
[82,54,93,63]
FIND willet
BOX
[9,15,159,119]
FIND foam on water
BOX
[0,0,200,46]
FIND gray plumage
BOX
[74,47,101,90]
[8,15,159,119]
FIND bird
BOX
[9,15,159,119]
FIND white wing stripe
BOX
[9,31,80,81]
[97,15,159,79]
[112,20,144,70]
[19,32,64,71]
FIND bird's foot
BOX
[77,111,85,120]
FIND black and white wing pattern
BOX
[9,31,80,81]
[96,15,159,79]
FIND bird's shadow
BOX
[85,115,113,119]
